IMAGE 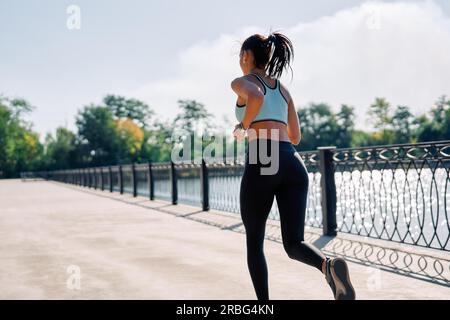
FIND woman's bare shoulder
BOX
[231,74,262,93]
[230,75,251,87]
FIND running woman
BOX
[230,32,356,300]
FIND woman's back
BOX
[235,73,293,142]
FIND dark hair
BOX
[240,31,294,79]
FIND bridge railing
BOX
[21,140,450,252]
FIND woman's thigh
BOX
[275,152,310,242]
[239,165,277,236]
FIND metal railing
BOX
[22,140,450,252]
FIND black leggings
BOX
[240,139,326,300]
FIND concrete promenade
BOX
[0,179,449,299]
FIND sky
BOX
[1,0,450,140]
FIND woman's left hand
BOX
[233,123,246,141]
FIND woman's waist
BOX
[246,124,290,142]
[245,138,296,153]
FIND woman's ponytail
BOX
[265,32,294,79]
[240,31,294,79]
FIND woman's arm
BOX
[230,77,264,129]
[286,93,301,145]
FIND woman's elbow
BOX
[290,133,301,145]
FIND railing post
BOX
[200,157,209,211]
[109,166,113,193]
[119,165,124,194]
[100,167,104,191]
[223,136,227,163]
[93,168,97,189]
[170,161,178,205]
[88,168,92,188]
[132,163,137,197]
[318,146,337,236]
[233,139,237,164]
[148,161,154,200]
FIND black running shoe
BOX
[329,257,356,300]
[324,257,336,298]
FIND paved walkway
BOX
[0,179,449,299]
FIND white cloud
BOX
[128,0,450,131]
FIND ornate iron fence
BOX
[22,140,450,251]
[333,141,450,251]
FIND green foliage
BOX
[141,120,174,162]
[103,95,154,128]
[0,96,43,178]
[367,97,394,145]
[2,92,450,177]
[392,105,417,143]
[416,96,450,142]
[43,128,78,170]
[75,104,120,165]
[173,99,214,160]
[296,103,354,151]
[174,99,213,135]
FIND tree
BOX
[75,104,120,166]
[173,99,214,160]
[115,118,145,162]
[141,120,174,162]
[335,104,355,148]
[0,96,43,178]
[367,97,395,145]
[297,103,339,151]
[417,96,450,142]
[103,95,154,128]
[391,105,415,143]
[174,99,213,135]
[43,127,77,170]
